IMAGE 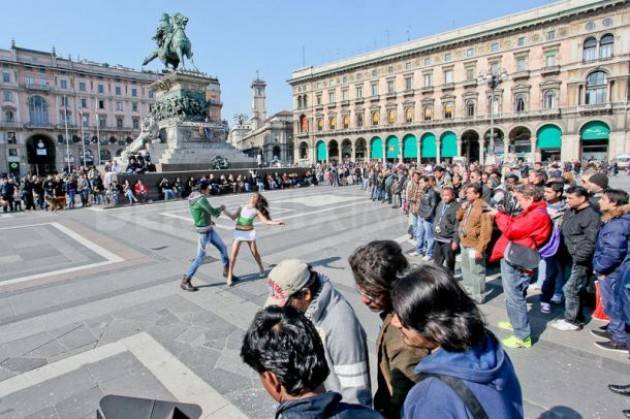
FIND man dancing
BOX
[181,181,229,291]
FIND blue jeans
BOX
[164,189,175,200]
[185,229,229,279]
[540,256,568,303]
[415,218,434,256]
[500,259,532,339]
[599,275,627,344]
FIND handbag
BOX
[504,241,540,270]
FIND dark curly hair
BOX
[241,305,329,396]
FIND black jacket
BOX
[418,188,440,220]
[432,200,460,242]
[276,392,383,419]
[560,204,601,264]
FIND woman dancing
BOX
[224,192,284,286]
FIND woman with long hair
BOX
[224,192,284,286]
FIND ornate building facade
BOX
[289,0,630,165]
[0,43,160,175]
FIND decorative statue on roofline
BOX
[143,12,194,70]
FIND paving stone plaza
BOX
[0,178,629,418]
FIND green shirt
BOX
[188,192,221,229]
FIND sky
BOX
[1,0,554,123]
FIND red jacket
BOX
[490,200,552,262]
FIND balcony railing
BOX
[20,82,51,92]
[0,121,21,128]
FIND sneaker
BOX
[540,302,551,314]
[590,329,610,339]
[498,321,514,331]
[594,340,628,353]
[550,294,563,304]
[408,250,423,257]
[422,255,433,262]
[502,335,532,349]
[550,319,582,331]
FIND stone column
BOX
[399,137,403,163]
[562,134,580,162]
[530,137,537,163]
[479,139,485,166]
[436,139,441,164]
[382,140,386,164]
[417,137,421,164]
[456,139,462,157]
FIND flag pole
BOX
[80,112,87,169]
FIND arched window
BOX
[303,95,308,108]
[583,37,597,61]
[586,71,607,105]
[4,110,14,122]
[356,112,364,127]
[299,114,309,133]
[543,90,557,110]
[371,111,380,126]
[423,105,433,121]
[28,95,48,125]
[317,118,324,131]
[387,110,396,124]
[328,116,336,130]
[515,95,526,113]
[297,96,302,109]
[599,34,614,59]
[343,114,350,129]
[405,107,413,123]
[443,102,453,119]
[465,100,475,118]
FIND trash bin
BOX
[97,394,202,419]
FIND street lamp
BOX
[479,69,508,165]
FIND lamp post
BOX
[63,95,71,173]
[479,69,508,165]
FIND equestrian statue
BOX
[142,13,194,70]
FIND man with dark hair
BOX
[241,306,382,418]
[349,241,427,418]
[432,187,460,275]
[470,169,491,202]
[265,259,371,406]
[390,264,523,418]
[488,184,551,348]
[181,181,228,291]
[415,175,440,260]
[582,171,608,211]
[592,189,629,352]
[551,186,601,331]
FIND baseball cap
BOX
[265,259,312,307]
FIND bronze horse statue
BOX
[143,13,194,70]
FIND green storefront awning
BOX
[386,136,399,159]
[421,133,436,158]
[581,121,610,141]
[537,125,562,150]
[402,134,417,158]
[370,137,383,159]
[316,141,327,161]
[440,132,457,158]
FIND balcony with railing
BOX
[20,82,52,92]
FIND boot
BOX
[180,275,198,292]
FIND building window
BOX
[97,84,104,94]
[490,42,500,53]
[25,75,34,86]
[355,86,362,99]
[371,111,379,126]
[585,21,596,31]
[546,30,556,40]
[466,68,475,81]
[132,102,138,112]
[61,96,71,107]
[423,105,433,121]
[443,102,453,119]
[387,79,395,94]
[517,36,526,47]
[490,62,499,75]
[3,91,13,102]
[586,71,607,104]
[317,118,324,131]
[8,148,18,157]
[343,114,350,129]
[131,88,137,97]
[133,117,140,129]
[371,82,378,97]
[543,90,557,110]
[82,114,89,127]
[515,95,526,113]
[4,110,14,122]
[2,71,10,83]
[80,98,87,108]
[583,37,597,61]
[387,109,396,124]
[98,116,106,128]
[545,52,556,67]
[115,101,123,112]
[115,86,122,96]
[329,116,336,129]
[316,93,322,105]
[328,91,335,103]
[60,110,72,125]
[516,56,528,72]
[444,69,453,84]
[404,76,413,91]
[490,97,500,115]
[116,117,123,129]
[79,81,86,91]
[7,132,16,143]
[603,17,613,27]
[466,100,475,118]
[98,99,105,110]
[599,34,614,59]
[60,79,68,89]
[405,107,413,123]
[342,89,348,101]
[466,48,475,58]
[28,95,48,125]
[405,62,412,70]
[444,52,452,62]
[148,91,154,99]
[423,73,432,88]
[356,112,364,127]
